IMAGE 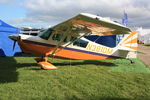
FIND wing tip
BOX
[79,13,130,30]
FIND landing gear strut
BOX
[127,59,134,64]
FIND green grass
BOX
[109,59,150,74]
[137,51,145,54]
[0,57,150,100]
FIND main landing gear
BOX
[34,57,57,70]
[127,59,135,64]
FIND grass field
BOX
[0,57,150,100]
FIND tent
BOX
[0,20,21,56]
[137,27,150,44]
[139,34,150,44]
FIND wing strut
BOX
[50,32,91,56]
[50,32,69,56]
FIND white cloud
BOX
[10,0,150,28]
[0,0,11,4]
[0,0,17,5]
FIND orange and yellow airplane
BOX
[9,13,137,70]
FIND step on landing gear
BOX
[35,57,57,70]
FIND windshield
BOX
[39,28,53,40]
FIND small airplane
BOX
[9,13,138,70]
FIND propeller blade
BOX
[13,40,17,51]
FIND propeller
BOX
[9,34,20,51]
[13,40,17,51]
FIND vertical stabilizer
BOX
[113,32,138,58]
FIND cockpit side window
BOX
[85,35,117,48]
[63,37,68,42]
[70,36,77,41]
[52,34,63,41]
[40,28,53,40]
[73,39,88,48]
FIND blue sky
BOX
[0,0,150,29]
[0,4,25,20]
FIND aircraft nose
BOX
[9,34,20,41]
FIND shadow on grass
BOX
[53,60,116,67]
[32,95,150,100]
[16,54,116,67]
[98,97,132,100]
[65,96,133,100]
[0,57,18,83]
[0,57,36,83]
[0,57,116,83]
[144,44,150,46]
[31,96,133,100]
